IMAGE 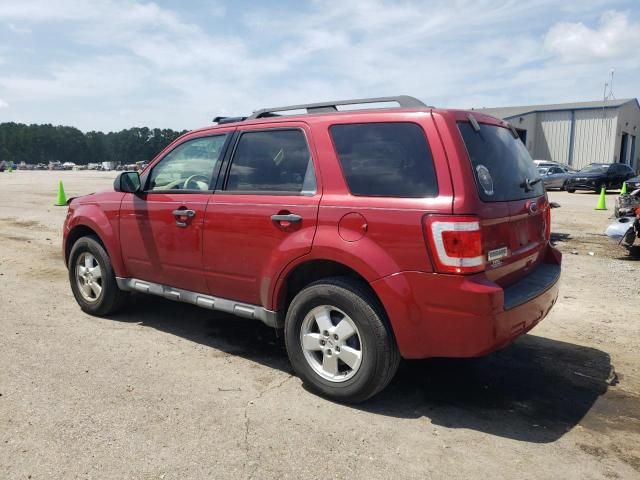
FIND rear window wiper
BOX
[520,177,541,192]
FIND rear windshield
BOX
[458,122,543,202]
[579,164,608,173]
[330,122,438,198]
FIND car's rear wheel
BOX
[567,188,576,193]
[284,277,400,403]
[68,235,128,316]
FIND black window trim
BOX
[328,120,439,199]
[219,126,318,196]
[141,132,234,194]
[457,119,543,203]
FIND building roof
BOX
[473,98,639,120]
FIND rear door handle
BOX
[271,213,302,223]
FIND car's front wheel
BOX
[68,235,128,316]
[284,277,400,403]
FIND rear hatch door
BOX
[457,117,549,287]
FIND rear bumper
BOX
[566,180,601,190]
[371,246,562,359]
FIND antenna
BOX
[602,68,615,160]
[605,68,615,100]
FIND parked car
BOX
[625,176,640,191]
[62,96,562,402]
[565,163,636,193]
[538,165,574,190]
[533,159,577,172]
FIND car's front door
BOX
[202,123,321,307]
[549,167,566,189]
[119,132,232,292]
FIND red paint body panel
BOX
[63,192,126,276]
[371,247,561,359]
[63,104,562,361]
[203,194,320,306]
[119,192,211,293]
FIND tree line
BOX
[0,122,187,165]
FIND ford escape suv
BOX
[63,96,561,403]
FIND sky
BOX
[0,0,639,132]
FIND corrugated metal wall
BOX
[533,111,572,163]
[571,109,617,170]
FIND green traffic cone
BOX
[621,181,627,195]
[595,186,607,210]
[54,181,67,206]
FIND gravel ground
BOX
[1,171,639,480]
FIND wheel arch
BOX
[65,210,126,277]
[65,224,104,266]
[272,258,397,339]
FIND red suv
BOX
[63,96,561,402]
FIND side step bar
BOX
[115,277,282,328]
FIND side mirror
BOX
[114,171,141,193]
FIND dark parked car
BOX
[565,163,636,193]
[538,165,574,190]
[62,95,561,402]
[625,176,640,191]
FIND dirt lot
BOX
[1,171,639,480]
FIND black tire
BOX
[284,276,400,403]
[595,183,605,193]
[68,235,128,316]
[566,188,576,193]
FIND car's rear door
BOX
[456,117,549,288]
[202,122,320,307]
[119,131,232,293]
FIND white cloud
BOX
[0,98,8,109]
[0,1,638,131]
[7,23,31,34]
[544,10,640,63]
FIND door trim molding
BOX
[115,277,281,328]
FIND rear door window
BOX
[458,122,543,201]
[329,122,438,198]
[225,129,316,194]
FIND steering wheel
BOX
[183,174,210,190]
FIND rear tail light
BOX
[424,216,485,274]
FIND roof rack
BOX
[247,95,428,120]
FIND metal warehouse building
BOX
[475,98,640,171]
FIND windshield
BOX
[579,164,608,173]
[538,167,549,175]
[458,122,544,202]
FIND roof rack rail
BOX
[247,95,428,120]
[212,116,247,125]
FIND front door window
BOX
[147,135,228,191]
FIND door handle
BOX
[172,209,196,218]
[172,209,195,227]
[271,213,302,223]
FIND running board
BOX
[115,277,282,328]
